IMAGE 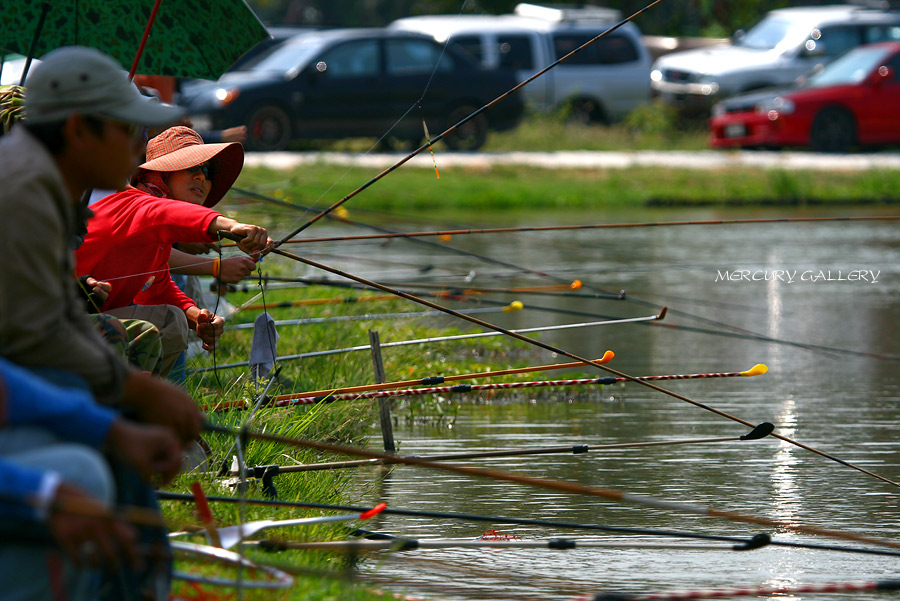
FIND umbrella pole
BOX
[19,1,51,86]
[128,0,164,80]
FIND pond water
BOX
[286,205,900,600]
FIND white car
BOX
[391,3,651,123]
[650,4,900,114]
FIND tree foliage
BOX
[245,0,832,37]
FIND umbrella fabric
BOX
[0,0,269,80]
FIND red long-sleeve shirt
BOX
[75,189,218,312]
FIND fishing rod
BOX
[192,311,653,373]
[157,492,900,558]
[291,276,899,361]
[274,215,900,245]
[222,230,900,487]
[170,503,387,550]
[253,537,770,553]
[208,352,615,410]
[224,302,525,331]
[216,362,767,413]
[584,578,900,601]
[265,275,625,301]
[237,293,399,313]
[201,421,900,550]
[232,422,774,473]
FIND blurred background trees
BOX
[245,0,841,37]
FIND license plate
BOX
[724,123,746,138]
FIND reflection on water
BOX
[305,207,900,600]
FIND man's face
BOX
[75,116,145,191]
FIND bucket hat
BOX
[137,126,243,208]
[25,46,184,126]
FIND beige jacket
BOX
[0,127,127,402]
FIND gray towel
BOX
[249,312,278,382]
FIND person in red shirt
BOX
[75,126,270,372]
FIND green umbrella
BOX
[0,0,270,81]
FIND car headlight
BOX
[215,87,241,106]
[650,69,663,82]
[755,96,794,116]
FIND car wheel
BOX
[565,97,606,124]
[246,104,291,151]
[809,107,856,153]
[443,106,488,151]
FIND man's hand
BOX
[195,308,225,351]
[221,126,247,144]
[84,277,111,303]
[49,482,137,568]
[218,255,256,284]
[105,419,183,485]
[229,223,271,254]
[119,370,203,444]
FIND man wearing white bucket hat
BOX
[0,46,208,600]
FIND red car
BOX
[709,41,900,152]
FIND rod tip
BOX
[741,364,769,377]
[599,350,615,363]
[656,306,668,320]
[503,301,524,312]
[360,502,387,520]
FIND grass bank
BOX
[234,162,900,214]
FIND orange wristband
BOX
[212,257,220,279]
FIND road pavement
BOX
[244,149,900,171]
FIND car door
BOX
[293,37,386,137]
[384,36,458,137]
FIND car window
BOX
[809,26,862,58]
[805,45,892,87]
[552,33,639,65]
[245,37,323,73]
[449,35,484,64]
[386,38,454,75]
[864,25,900,44]
[497,35,534,70]
[737,15,802,51]
[319,40,380,78]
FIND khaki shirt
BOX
[0,127,127,402]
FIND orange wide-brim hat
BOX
[136,126,243,208]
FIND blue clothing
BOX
[0,358,116,521]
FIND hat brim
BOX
[138,142,243,208]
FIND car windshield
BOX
[235,36,324,73]
[736,15,812,52]
[803,45,891,87]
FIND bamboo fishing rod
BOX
[274,215,900,245]
[214,362,767,413]
[233,422,774,473]
[156,491,900,559]
[220,230,900,488]
[211,352,614,410]
[202,421,900,550]
[268,0,668,245]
